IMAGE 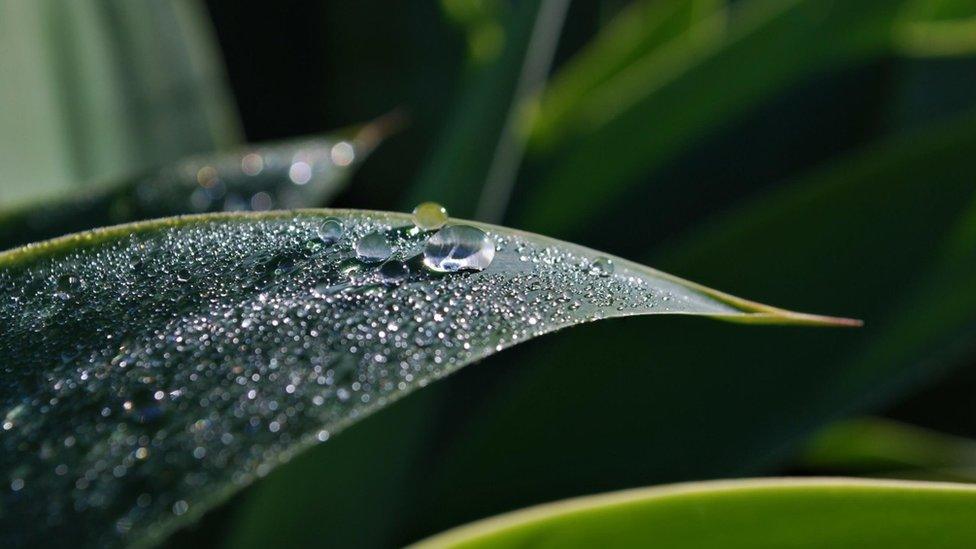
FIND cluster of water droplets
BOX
[0,206,736,547]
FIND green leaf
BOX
[0,211,849,547]
[527,0,724,152]
[413,478,976,548]
[0,0,240,207]
[517,0,912,235]
[0,125,380,252]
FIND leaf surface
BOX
[414,478,976,549]
[0,210,849,547]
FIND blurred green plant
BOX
[0,0,239,207]
[801,418,976,482]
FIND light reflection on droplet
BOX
[250,192,273,211]
[330,142,355,166]
[241,153,264,176]
[288,162,312,185]
[196,166,218,188]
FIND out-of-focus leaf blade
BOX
[0,125,380,252]
[527,0,724,152]
[800,418,976,482]
[0,210,846,547]
[404,0,568,220]
[0,0,240,206]
[518,0,911,235]
[896,0,976,57]
[414,478,976,548]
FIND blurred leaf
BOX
[527,0,725,152]
[0,0,240,207]
[800,418,976,482]
[517,0,913,235]
[405,0,569,220]
[414,478,976,548]
[389,108,976,544]
[0,211,845,547]
[0,122,385,252]
[897,0,976,57]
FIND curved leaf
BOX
[0,127,378,252]
[413,478,976,548]
[0,210,850,547]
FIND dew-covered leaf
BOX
[0,210,852,547]
[0,128,377,252]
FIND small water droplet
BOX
[377,261,410,284]
[313,281,350,297]
[54,274,85,300]
[422,225,495,273]
[337,258,364,276]
[412,202,449,230]
[172,500,189,516]
[589,257,614,277]
[355,233,392,263]
[316,218,343,244]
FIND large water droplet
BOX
[422,225,495,273]
[412,202,449,230]
[316,218,343,244]
[355,233,392,263]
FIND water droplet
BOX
[589,257,614,277]
[412,202,449,230]
[422,225,495,273]
[355,233,392,263]
[316,218,343,244]
[54,274,85,300]
[337,258,364,276]
[377,261,409,284]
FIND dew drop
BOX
[422,225,495,273]
[316,218,343,244]
[355,233,393,263]
[54,274,85,300]
[337,258,364,276]
[589,257,614,277]
[377,261,410,284]
[412,202,449,230]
